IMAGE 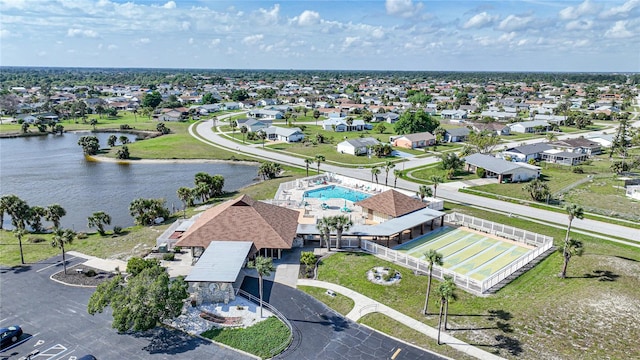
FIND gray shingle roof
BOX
[464,153,522,174]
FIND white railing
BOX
[361,213,554,295]
[236,288,293,357]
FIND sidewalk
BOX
[66,251,127,272]
[297,279,506,360]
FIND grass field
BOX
[395,227,531,281]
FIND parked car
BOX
[77,355,97,360]
[0,325,23,347]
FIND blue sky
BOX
[1,0,638,72]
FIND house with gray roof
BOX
[336,137,380,156]
[500,143,552,163]
[444,127,470,142]
[263,126,305,142]
[548,138,601,156]
[236,118,272,132]
[248,109,283,120]
[508,120,550,134]
[464,153,540,183]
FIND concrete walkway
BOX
[66,250,127,272]
[297,279,506,360]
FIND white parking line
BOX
[0,334,32,352]
[32,344,67,358]
[36,257,79,273]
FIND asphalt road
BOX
[241,277,444,360]
[192,119,640,242]
[0,255,250,360]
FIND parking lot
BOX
[0,255,250,360]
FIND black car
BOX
[0,325,23,347]
[77,355,97,360]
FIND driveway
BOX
[241,277,444,360]
[0,255,250,360]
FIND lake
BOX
[0,132,258,231]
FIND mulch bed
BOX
[51,264,117,287]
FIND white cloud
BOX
[600,0,640,19]
[242,34,263,45]
[297,10,320,26]
[497,14,534,32]
[371,28,385,39]
[0,29,11,38]
[210,38,221,46]
[0,0,27,9]
[137,37,150,44]
[256,4,279,25]
[188,38,194,45]
[162,1,176,10]
[385,0,423,18]
[181,21,191,31]
[343,36,359,48]
[67,28,98,38]
[499,32,516,42]
[605,20,634,38]
[566,19,593,31]
[559,0,599,20]
[463,12,498,29]
[107,44,117,50]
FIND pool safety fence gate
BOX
[361,212,553,295]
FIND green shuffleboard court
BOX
[394,226,532,281]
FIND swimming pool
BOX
[303,185,371,202]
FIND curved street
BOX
[190,118,640,242]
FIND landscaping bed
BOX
[51,264,116,287]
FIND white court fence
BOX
[362,212,554,295]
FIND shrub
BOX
[113,226,123,234]
[27,236,46,243]
[476,167,486,178]
[300,251,316,267]
[84,269,97,277]
[120,124,131,130]
[174,246,182,253]
[76,232,88,239]
[383,268,397,282]
[572,166,584,174]
[126,257,160,276]
[163,253,175,261]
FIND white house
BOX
[464,153,541,183]
[441,109,467,120]
[236,118,272,132]
[322,118,372,132]
[248,109,283,120]
[336,137,380,156]
[508,120,550,134]
[263,126,305,143]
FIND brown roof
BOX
[175,195,300,250]
[355,190,426,218]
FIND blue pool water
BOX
[303,185,371,202]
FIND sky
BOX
[1,0,639,72]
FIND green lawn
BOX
[298,286,355,316]
[407,164,477,184]
[200,316,290,359]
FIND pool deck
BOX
[271,174,406,226]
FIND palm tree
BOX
[371,166,381,184]
[247,256,275,318]
[13,228,26,264]
[230,120,237,136]
[45,204,66,229]
[51,227,76,274]
[107,135,117,147]
[384,161,395,186]
[240,125,248,143]
[317,217,333,250]
[436,275,457,344]
[393,169,403,188]
[430,176,443,199]
[560,238,584,278]
[258,130,267,148]
[560,204,584,278]
[176,187,194,218]
[315,155,325,174]
[328,215,353,250]
[423,249,444,315]
[417,185,433,202]
[304,158,313,177]
[545,132,558,142]
[87,211,111,236]
[313,109,320,125]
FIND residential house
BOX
[156,109,183,122]
[322,118,371,132]
[248,109,284,120]
[263,126,305,142]
[443,127,470,142]
[500,143,552,163]
[547,138,601,156]
[586,134,615,148]
[372,112,400,123]
[257,99,278,107]
[440,109,467,120]
[336,137,380,156]
[541,149,588,166]
[480,111,518,121]
[533,114,566,126]
[392,132,436,149]
[175,194,300,259]
[236,118,272,132]
[222,102,240,110]
[508,120,551,134]
[463,153,541,183]
[470,122,510,136]
[16,114,38,124]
